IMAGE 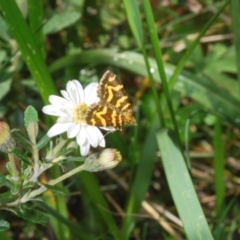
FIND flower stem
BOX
[32,144,39,170]
[48,164,85,186]
[7,164,86,206]
[25,164,85,202]
[8,152,19,177]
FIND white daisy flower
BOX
[42,80,112,156]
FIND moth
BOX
[85,70,136,130]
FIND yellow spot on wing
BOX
[106,85,123,102]
[116,96,128,108]
[108,76,116,82]
[111,110,117,126]
[86,71,136,129]
[95,107,107,126]
[121,102,130,111]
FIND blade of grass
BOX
[27,0,45,57]
[109,20,180,235]
[0,1,71,239]
[49,49,240,128]
[184,110,200,170]
[168,0,231,93]
[26,3,72,237]
[27,1,71,238]
[47,166,71,240]
[0,0,56,103]
[158,2,224,33]
[230,0,240,89]
[142,0,181,142]
[156,129,214,239]
[123,0,165,126]
[122,119,158,238]
[79,172,121,240]
[213,197,235,239]
[122,0,143,46]
[213,118,225,216]
[37,202,92,240]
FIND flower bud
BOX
[84,149,122,172]
[0,122,16,153]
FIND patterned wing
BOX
[85,70,136,129]
[98,70,133,112]
[85,103,121,128]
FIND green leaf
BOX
[0,192,18,204]
[16,205,48,225]
[56,148,77,158]
[0,174,13,188]
[23,181,35,189]
[10,184,20,195]
[28,0,44,57]
[0,78,12,101]
[213,119,225,216]
[37,134,51,150]
[43,11,81,35]
[5,163,13,176]
[80,172,121,240]
[0,14,10,42]
[167,0,230,94]
[213,198,235,239]
[22,167,31,179]
[156,129,213,239]
[12,148,31,165]
[122,120,158,238]
[0,0,57,104]
[24,106,38,127]
[49,49,240,128]
[231,0,240,85]
[11,129,32,153]
[0,220,10,232]
[122,0,143,46]
[37,202,91,239]
[24,106,39,143]
[204,44,236,73]
[44,184,69,197]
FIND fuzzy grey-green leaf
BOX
[24,106,38,127]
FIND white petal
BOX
[67,123,80,138]
[76,127,87,145]
[66,80,83,106]
[84,82,99,105]
[72,80,84,103]
[66,81,78,106]
[94,127,105,147]
[61,90,70,100]
[42,105,66,117]
[80,142,90,156]
[57,116,73,123]
[47,123,70,137]
[85,126,99,148]
[49,95,68,106]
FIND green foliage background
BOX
[0,0,239,239]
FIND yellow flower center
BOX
[73,103,88,123]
